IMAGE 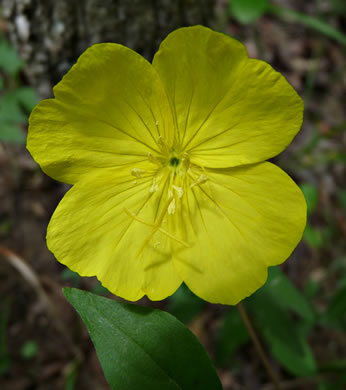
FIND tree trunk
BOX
[1,0,216,98]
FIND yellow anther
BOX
[158,136,169,154]
[181,152,190,170]
[172,185,184,199]
[190,174,208,189]
[131,168,145,178]
[168,198,176,215]
[149,177,158,193]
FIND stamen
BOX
[123,208,190,250]
[181,153,190,170]
[158,136,169,154]
[168,198,176,215]
[172,185,184,199]
[148,152,162,167]
[149,177,158,193]
[131,168,145,178]
[190,174,208,189]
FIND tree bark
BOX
[1,0,215,98]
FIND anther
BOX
[172,185,184,199]
[131,168,145,178]
[181,153,190,170]
[190,174,208,189]
[158,136,169,154]
[168,198,176,215]
[149,177,158,193]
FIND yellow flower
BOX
[27,26,306,305]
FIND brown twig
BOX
[0,245,82,361]
[237,302,282,390]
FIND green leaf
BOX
[303,279,320,299]
[61,268,81,287]
[0,39,23,75]
[338,190,346,215]
[0,90,32,143]
[91,281,110,295]
[215,307,249,365]
[265,267,316,323]
[64,288,222,390]
[20,340,38,359]
[246,281,317,377]
[331,0,346,13]
[167,284,205,324]
[334,152,346,163]
[270,6,346,46]
[304,224,324,248]
[0,92,27,123]
[0,75,3,90]
[300,183,318,216]
[65,360,79,390]
[319,372,346,390]
[14,87,38,112]
[229,0,270,24]
[0,120,26,143]
[324,286,346,329]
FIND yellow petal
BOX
[47,161,182,301]
[28,43,173,184]
[171,162,306,304]
[153,25,303,168]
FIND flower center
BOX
[169,157,180,167]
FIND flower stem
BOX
[237,302,282,390]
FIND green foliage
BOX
[0,37,38,143]
[304,224,325,249]
[322,284,346,330]
[167,283,205,324]
[0,38,23,76]
[65,360,79,390]
[331,0,346,13]
[270,6,346,46]
[20,340,38,359]
[246,268,317,376]
[319,372,346,390]
[64,288,222,390]
[263,267,316,323]
[91,281,110,295]
[0,88,38,143]
[15,87,39,112]
[229,0,269,24]
[300,183,318,216]
[228,1,346,45]
[61,268,82,287]
[215,268,318,376]
[338,190,346,215]
[215,307,249,365]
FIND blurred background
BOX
[0,0,345,389]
